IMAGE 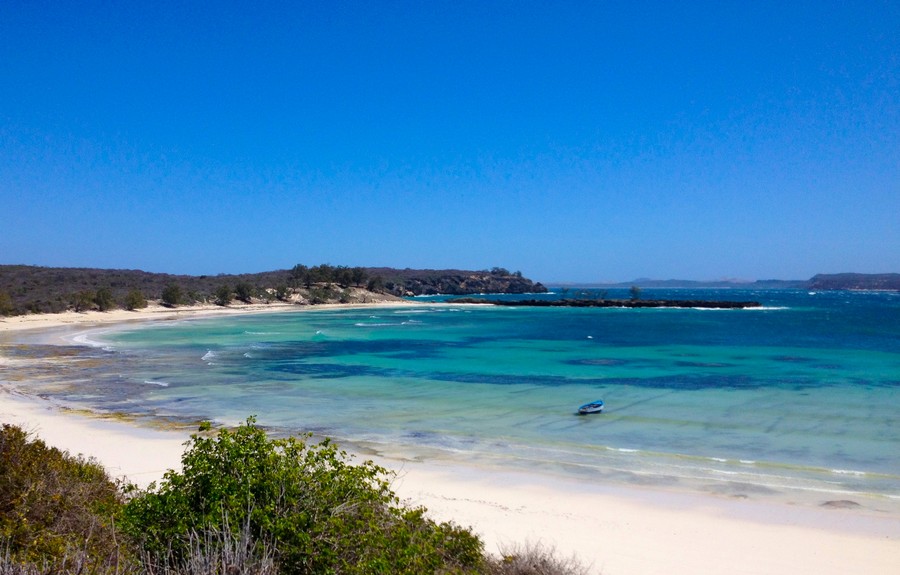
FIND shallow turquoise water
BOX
[6,289,900,509]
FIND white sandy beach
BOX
[2,307,899,575]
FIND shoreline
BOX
[2,308,899,574]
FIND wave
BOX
[71,332,109,348]
[143,380,169,387]
[201,350,217,362]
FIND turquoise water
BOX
[5,289,900,509]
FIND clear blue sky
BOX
[2,1,898,283]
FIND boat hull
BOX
[577,401,604,415]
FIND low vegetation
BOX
[0,264,545,316]
[0,420,590,575]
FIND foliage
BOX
[121,418,486,575]
[94,287,115,311]
[123,289,148,311]
[0,421,591,575]
[629,285,641,301]
[0,424,129,573]
[71,290,96,312]
[214,284,232,306]
[161,284,183,307]
[489,542,590,575]
[0,292,14,316]
[234,282,254,304]
[0,264,543,314]
[366,276,385,293]
[306,286,336,304]
[274,285,291,301]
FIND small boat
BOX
[577,400,604,415]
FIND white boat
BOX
[577,400,604,415]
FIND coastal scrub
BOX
[121,418,486,574]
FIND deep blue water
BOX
[4,288,899,510]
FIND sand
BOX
[2,307,898,574]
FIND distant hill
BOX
[0,265,546,316]
[557,278,807,289]
[807,273,900,291]
[556,274,900,291]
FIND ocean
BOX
[4,288,899,512]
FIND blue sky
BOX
[2,1,898,283]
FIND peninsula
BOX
[0,264,545,317]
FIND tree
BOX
[630,285,642,301]
[334,266,352,288]
[161,284,183,307]
[351,267,368,287]
[289,264,309,288]
[0,291,14,316]
[235,282,254,303]
[71,290,95,312]
[367,276,385,293]
[215,284,232,306]
[123,289,148,311]
[94,287,115,311]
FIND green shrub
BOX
[122,418,486,575]
[0,291,15,316]
[124,289,148,311]
[0,424,129,573]
[161,284,183,307]
[214,284,232,306]
[94,287,115,311]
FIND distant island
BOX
[0,264,545,316]
[568,273,900,292]
[806,273,900,291]
[451,298,761,309]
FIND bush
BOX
[0,292,15,316]
[0,424,130,573]
[161,284,183,307]
[488,542,590,575]
[234,283,254,304]
[122,418,486,575]
[214,284,232,306]
[94,287,115,311]
[0,421,590,575]
[124,289,148,311]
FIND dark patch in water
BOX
[566,358,628,366]
[255,339,452,361]
[675,361,733,368]
[266,362,383,379]
[773,355,815,363]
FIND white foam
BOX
[831,469,867,477]
[71,332,108,348]
[143,380,169,387]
